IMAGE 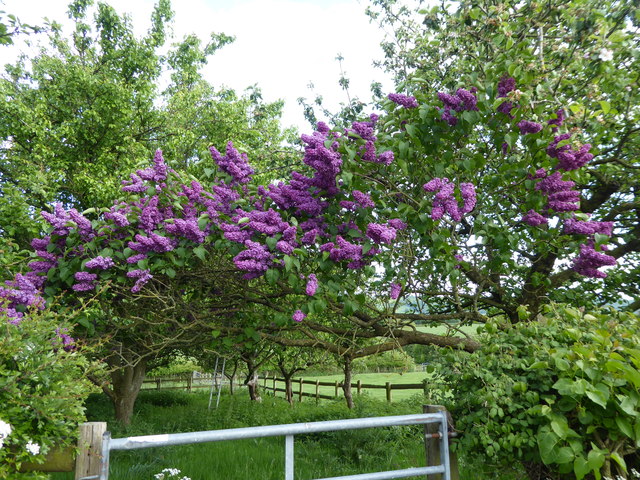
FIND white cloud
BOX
[0,0,393,131]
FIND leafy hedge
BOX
[0,309,99,478]
[432,304,640,480]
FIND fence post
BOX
[187,376,193,393]
[263,373,268,387]
[423,405,460,480]
[357,380,362,395]
[385,382,392,403]
[156,378,161,390]
[315,380,320,403]
[298,378,304,402]
[334,381,339,398]
[75,422,106,480]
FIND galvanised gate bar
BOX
[89,412,452,480]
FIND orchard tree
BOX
[0,0,295,253]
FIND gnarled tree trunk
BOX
[103,352,147,426]
[342,356,354,409]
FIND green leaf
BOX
[586,383,609,408]
[537,431,559,464]
[610,452,627,473]
[615,416,634,439]
[193,245,207,261]
[574,456,590,480]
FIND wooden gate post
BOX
[357,380,362,395]
[423,405,459,480]
[75,422,107,480]
[334,381,339,398]
[315,380,320,403]
[385,382,392,403]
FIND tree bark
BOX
[103,354,147,426]
[342,356,354,409]
[246,372,262,402]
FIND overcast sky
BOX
[0,0,394,132]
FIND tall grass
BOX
[51,391,430,480]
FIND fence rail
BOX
[261,375,426,403]
[141,373,429,403]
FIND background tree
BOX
[366,0,640,311]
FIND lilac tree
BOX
[1,75,616,422]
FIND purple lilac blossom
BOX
[41,203,73,236]
[127,253,147,264]
[136,149,168,182]
[546,134,594,171]
[164,218,206,243]
[233,240,273,279]
[521,210,548,226]
[352,190,375,208]
[497,77,516,97]
[423,178,475,222]
[55,328,76,351]
[388,219,407,230]
[390,282,402,300]
[388,93,419,109]
[517,121,543,135]
[292,310,306,322]
[437,88,478,125]
[366,223,397,244]
[547,109,565,131]
[563,218,614,236]
[572,243,616,278]
[306,274,318,296]
[210,142,254,184]
[85,256,115,270]
[127,269,153,293]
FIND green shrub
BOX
[0,309,99,478]
[432,304,640,480]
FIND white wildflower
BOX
[0,419,12,439]
[26,441,40,455]
[599,48,613,61]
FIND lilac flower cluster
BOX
[292,310,306,322]
[41,204,91,238]
[423,178,476,222]
[85,256,115,270]
[54,327,76,352]
[347,115,395,166]
[534,171,581,212]
[388,93,419,109]
[0,273,45,322]
[496,76,516,116]
[547,109,565,132]
[437,88,478,126]
[547,134,593,171]
[129,232,177,254]
[366,223,398,244]
[320,235,374,269]
[122,150,168,193]
[521,209,548,227]
[127,269,153,293]
[352,190,375,209]
[572,242,616,278]
[563,218,613,236]
[209,142,254,185]
[306,274,318,296]
[390,282,402,300]
[72,271,98,291]
[517,120,543,135]
[233,240,274,279]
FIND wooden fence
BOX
[141,373,240,393]
[141,373,429,404]
[260,374,426,403]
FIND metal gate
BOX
[90,412,451,480]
